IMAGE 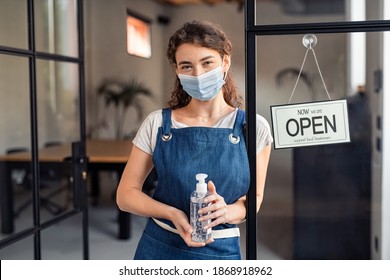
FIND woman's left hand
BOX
[198,181,229,229]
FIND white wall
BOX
[84,0,167,139]
[381,23,390,260]
[368,0,390,260]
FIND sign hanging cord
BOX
[288,34,332,104]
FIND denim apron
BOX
[134,108,250,260]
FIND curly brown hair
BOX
[166,20,242,109]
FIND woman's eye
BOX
[180,65,192,71]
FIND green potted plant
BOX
[97,77,152,139]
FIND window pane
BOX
[0,235,34,259]
[0,0,28,49]
[0,54,33,241]
[36,60,80,146]
[255,0,345,25]
[35,0,79,57]
[255,32,371,259]
[127,14,151,58]
[36,59,80,223]
[254,0,385,25]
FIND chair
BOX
[7,143,71,217]
[7,147,30,191]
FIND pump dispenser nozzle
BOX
[195,173,208,193]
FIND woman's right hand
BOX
[169,208,214,247]
[117,147,213,246]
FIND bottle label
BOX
[190,198,211,242]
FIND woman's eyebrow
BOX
[200,55,215,62]
[177,60,192,66]
[177,55,216,66]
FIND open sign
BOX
[270,99,350,149]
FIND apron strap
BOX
[162,108,246,143]
[232,109,245,137]
[229,109,245,144]
[152,218,240,239]
[161,108,173,141]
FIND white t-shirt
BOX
[133,108,273,155]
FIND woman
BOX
[117,20,273,260]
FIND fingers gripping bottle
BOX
[190,173,212,242]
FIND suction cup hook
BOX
[302,34,317,49]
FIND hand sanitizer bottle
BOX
[190,173,212,242]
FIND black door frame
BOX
[245,0,390,259]
[0,0,88,259]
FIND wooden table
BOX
[0,140,131,163]
[0,139,133,239]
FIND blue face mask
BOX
[178,66,225,101]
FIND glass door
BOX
[245,0,390,260]
[0,0,88,259]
